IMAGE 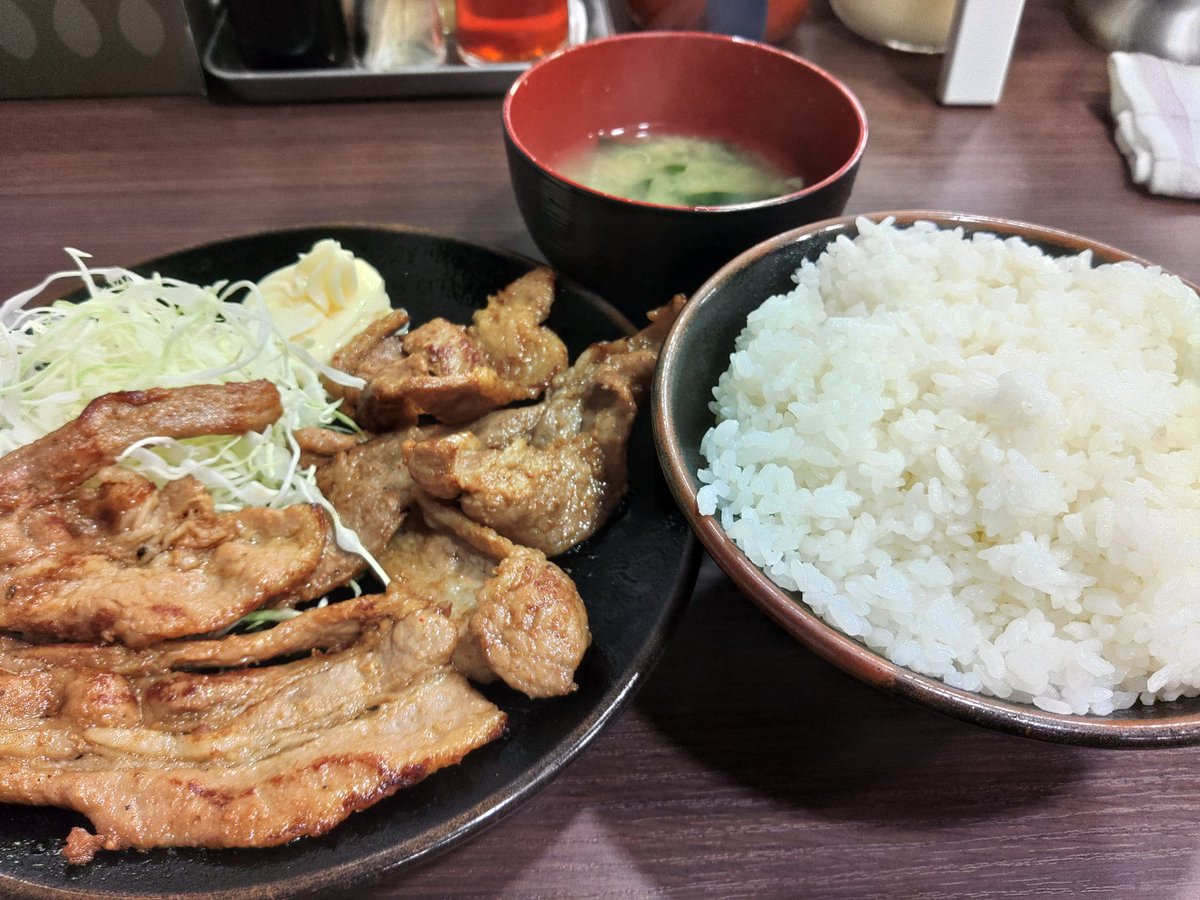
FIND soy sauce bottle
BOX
[224,0,350,69]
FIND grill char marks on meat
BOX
[0,383,329,646]
[0,594,506,864]
[404,296,687,556]
[329,267,568,431]
[379,494,591,699]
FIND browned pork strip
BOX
[0,470,327,647]
[404,296,686,556]
[0,595,385,677]
[23,669,504,864]
[330,268,568,431]
[270,425,444,607]
[0,506,326,647]
[0,597,506,863]
[380,495,590,698]
[0,381,283,513]
[0,382,329,645]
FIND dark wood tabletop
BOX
[3,1,1200,897]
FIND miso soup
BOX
[559,130,805,207]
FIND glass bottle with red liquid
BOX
[456,0,569,66]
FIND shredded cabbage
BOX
[0,249,388,583]
[225,607,303,634]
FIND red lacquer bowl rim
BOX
[502,31,869,213]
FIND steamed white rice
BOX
[696,217,1200,715]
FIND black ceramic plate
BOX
[0,225,699,898]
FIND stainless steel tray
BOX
[204,0,614,102]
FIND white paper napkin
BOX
[1108,51,1200,200]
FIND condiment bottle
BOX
[358,0,447,69]
[224,0,350,69]
[938,0,1026,105]
[455,0,569,66]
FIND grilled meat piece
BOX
[0,595,506,863]
[272,425,444,607]
[322,307,411,420]
[0,381,282,514]
[0,468,327,647]
[0,383,328,645]
[379,495,590,698]
[292,425,364,464]
[0,595,384,676]
[404,296,685,555]
[330,268,568,431]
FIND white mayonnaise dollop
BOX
[253,239,391,363]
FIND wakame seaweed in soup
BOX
[559,131,805,207]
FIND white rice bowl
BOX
[696,217,1200,716]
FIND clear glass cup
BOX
[455,0,569,66]
[830,0,958,54]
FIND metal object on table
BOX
[203,0,612,101]
[1070,0,1200,64]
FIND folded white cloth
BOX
[1108,51,1200,200]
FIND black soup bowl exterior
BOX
[502,32,868,317]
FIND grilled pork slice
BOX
[0,596,506,863]
[0,594,385,677]
[404,295,686,556]
[0,381,283,513]
[330,267,568,431]
[270,425,444,608]
[379,495,590,698]
[0,382,330,645]
[0,467,326,647]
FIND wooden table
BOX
[2,1,1199,896]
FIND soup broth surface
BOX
[559,130,805,207]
